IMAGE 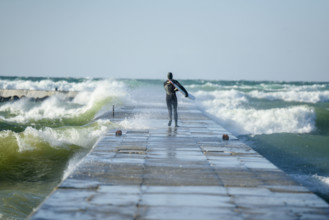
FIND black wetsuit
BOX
[164,79,188,126]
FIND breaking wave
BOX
[0,78,128,183]
[195,89,316,135]
[248,90,329,103]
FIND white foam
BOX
[187,82,329,104]
[0,79,129,123]
[195,89,316,135]
[15,119,113,152]
[248,90,329,103]
[62,152,85,180]
[0,78,101,91]
[291,174,329,196]
[186,82,256,91]
[315,174,329,186]
[195,89,247,108]
[0,96,81,123]
[119,113,163,130]
[0,130,13,138]
[187,82,221,89]
[72,80,128,105]
[15,132,35,152]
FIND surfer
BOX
[164,72,189,127]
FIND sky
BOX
[0,0,328,81]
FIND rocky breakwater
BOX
[0,89,78,102]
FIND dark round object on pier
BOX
[115,130,122,136]
[222,134,229,140]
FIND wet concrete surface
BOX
[29,103,329,219]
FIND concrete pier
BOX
[0,89,78,101]
[28,103,329,219]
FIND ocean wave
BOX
[195,89,247,108]
[186,82,259,91]
[315,174,329,186]
[0,79,129,125]
[0,118,114,187]
[209,106,314,135]
[1,120,112,153]
[248,90,329,103]
[195,90,315,135]
[291,174,329,198]
[186,82,221,90]
[0,78,103,91]
[119,112,165,129]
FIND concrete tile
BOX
[267,185,310,193]
[272,192,329,207]
[233,194,286,207]
[98,185,141,194]
[60,178,100,189]
[40,189,94,208]
[138,206,241,220]
[142,186,227,195]
[91,193,140,206]
[227,187,272,196]
[242,161,278,170]
[140,194,234,208]
[109,158,145,165]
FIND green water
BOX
[0,76,124,219]
[0,146,79,219]
[243,133,329,202]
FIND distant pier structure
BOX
[0,89,78,102]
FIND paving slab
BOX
[28,103,329,220]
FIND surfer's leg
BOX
[166,96,172,126]
[173,97,178,126]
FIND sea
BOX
[0,76,328,219]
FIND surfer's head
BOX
[167,72,173,80]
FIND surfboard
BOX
[168,80,196,100]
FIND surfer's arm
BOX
[174,80,189,97]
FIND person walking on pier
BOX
[164,72,189,127]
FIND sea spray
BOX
[0,80,128,126]
[119,113,164,130]
[291,174,329,202]
[194,89,316,135]
[248,90,329,103]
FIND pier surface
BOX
[29,102,329,219]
